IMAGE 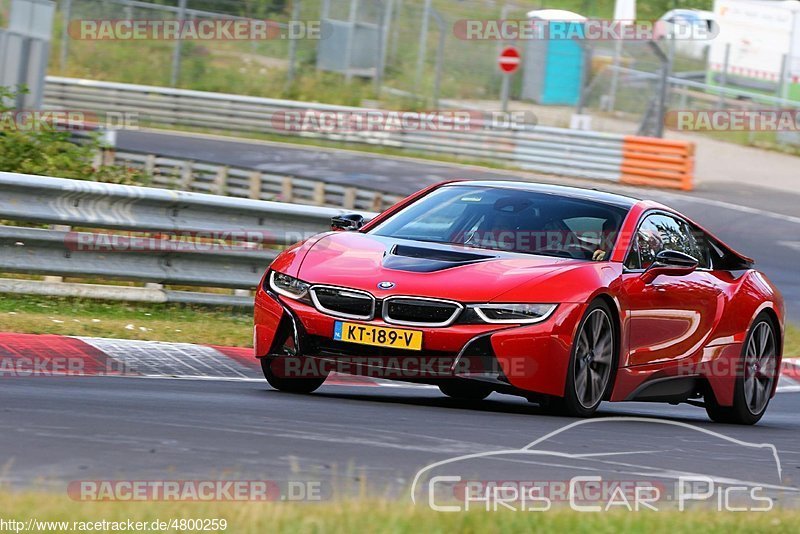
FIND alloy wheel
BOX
[573,308,614,409]
[743,321,776,415]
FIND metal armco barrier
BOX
[44,76,696,190]
[0,172,374,305]
[111,151,402,211]
[620,136,694,191]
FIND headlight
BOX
[269,271,310,299]
[470,303,557,324]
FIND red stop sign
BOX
[498,46,521,74]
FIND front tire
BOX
[705,313,778,425]
[548,300,616,417]
[261,357,327,394]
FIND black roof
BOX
[446,180,640,209]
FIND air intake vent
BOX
[382,297,462,327]
[393,245,490,262]
[310,286,375,320]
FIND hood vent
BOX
[382,244,493,273]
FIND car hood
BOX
[295,232,584,302]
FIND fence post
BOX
[343,0,359,82]
[170,0,188,86]
[415,0,432,89]
[59,0,72,71]
[717,43,730,110]
[286,0,301,87]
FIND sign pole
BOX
[497,46,520,114]
[501,73,510,113]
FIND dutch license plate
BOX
[333,321,422,350]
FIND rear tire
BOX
[547,300,617,417]
[438,380,493,401]
[705,313,778,425]
[261,357,327,394]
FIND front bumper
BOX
[254,285,585,397]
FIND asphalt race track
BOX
[116,129,800,323]
[3,375,800,503]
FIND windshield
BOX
[370,185,629,260]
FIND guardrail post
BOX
[371,193,383,212]
[214,166,229,196]
[180,161,194,190]
[42,225,71,283]
[249,171,262,200]
[92,151,102,170]
[281,177,293,203]
[313,182,326,206]
[102,147,116,167]
[145,154,157,175]
[343,187,356,210]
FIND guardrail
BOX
[110,150,402,211]
[44,76,695,190]
[0,172,374,306]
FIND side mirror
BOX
[640,249,698,284]
[331,213,365,231]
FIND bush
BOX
[0,86,149,185]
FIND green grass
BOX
[0,294,252,347]
[0,490,798,533]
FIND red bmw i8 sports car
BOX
[254,181,784,424]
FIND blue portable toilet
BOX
[521,10,587,105]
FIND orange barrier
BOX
[620,136,695,191]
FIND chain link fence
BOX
[44,0,622,108]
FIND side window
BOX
[635,214,683,269]
[624,235,641,270]
[681,223,711,269]
[626,212,710,270]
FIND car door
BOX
[620,212,721,367]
